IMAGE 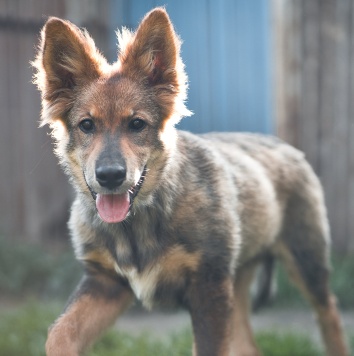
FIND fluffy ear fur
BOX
[33,8,191,126]
[33,17,108,125]
[118,8,191,122]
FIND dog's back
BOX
[175,131,329,267]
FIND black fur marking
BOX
[154,278,189,308]
[83,172,97,200]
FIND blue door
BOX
[110,0,272,134]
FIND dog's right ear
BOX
[33,17,107,125]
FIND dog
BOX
[33,7,348,356]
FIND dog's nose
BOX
[95,165,126,189]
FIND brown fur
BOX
[33,8,348,356]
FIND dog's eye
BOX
[129,118,146,132]
[79,119,95,134]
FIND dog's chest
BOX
[111,226,201,307]
[114,262,161,308]
[111,223,167,307]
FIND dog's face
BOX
[33,9,190,223]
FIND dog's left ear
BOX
[119,8,178,85]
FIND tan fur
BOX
[159,245,202,286]
[33,8,349,356]
[224,263,261,356]
[46,291,133,356]
[316,296,349,356]
[81,249,116,273]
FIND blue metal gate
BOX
[110,0,272,134]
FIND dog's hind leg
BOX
[232,263,262,356]
[276,192,348,356]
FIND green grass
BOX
[90,328,193,356]
[255,332,323,356]
[273,253,354,309]
[0,302,60,356]
[0,237,82,300]
[0,301,334,356]
[330,254,354,309]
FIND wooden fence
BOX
[274,0,354,252]
[1,0,353,253]
[0,0,111,243]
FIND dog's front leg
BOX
[45,273,134,356]
[187,278,235,356]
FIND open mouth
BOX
[85,166,147,224]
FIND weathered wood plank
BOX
[347,0,354,252]
[0,0,112,243]
[274,0,354,252]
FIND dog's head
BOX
[33,8,191,223]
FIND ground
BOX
[116,307,354,347]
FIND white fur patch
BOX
[114,263,161,308]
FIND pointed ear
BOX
[119,8,179,87]
[33,17,107,124]
[119,8,191,122]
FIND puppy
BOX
[33,8,348,356]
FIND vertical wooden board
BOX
[6,0,17,17]
[19,1,72,242]
[51,0,66,18]
[273,0,354,252]
[24,30,71,243]
[8,2,25,237]
[27,0,39,21]
[20,29,35,240]
[256,0,274,134]
[317,0,349,251]
[0,27,13,235]
[287,0,303,146]
[274,0,302,145]
[272,0,287,140]
[317,0,335,241]
[17,3,27,238]
[19,0,30,20]
[332,0,351,251]
[347,0,354,252]
[16,1,32,240]
[299,0,320,171]
[0,0,6,14]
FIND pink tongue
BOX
[96,193,130,223]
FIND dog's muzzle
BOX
[84,166,147,223]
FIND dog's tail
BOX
[251,254,276,312]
